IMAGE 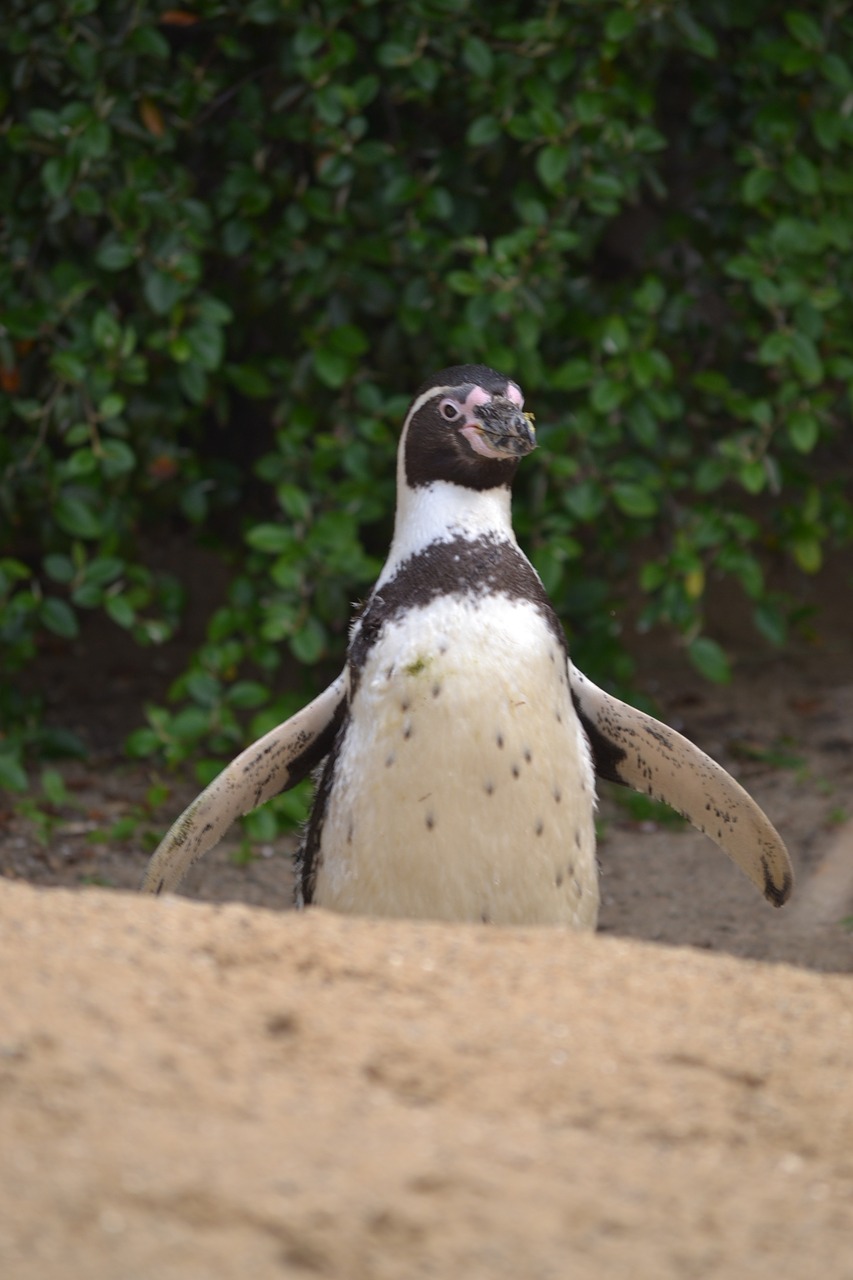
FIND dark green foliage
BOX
[2,1,852,806]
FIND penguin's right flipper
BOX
[569,661,794,908]
[141,671,348,896]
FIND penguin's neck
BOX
[377,465,517,589]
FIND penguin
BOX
[141,364,793,927]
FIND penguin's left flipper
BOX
[140,670,348,896]
[569,662,793,907]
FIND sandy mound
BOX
[1,879,851,1279]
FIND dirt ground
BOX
[1,548,852,1277]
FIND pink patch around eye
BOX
[461,387,491,413]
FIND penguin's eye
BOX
[439,399,461,421]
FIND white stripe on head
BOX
[401,379,524,434]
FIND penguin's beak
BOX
[466,397,537,459]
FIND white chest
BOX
[312,594,599,927]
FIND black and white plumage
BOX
[142,364,793,926]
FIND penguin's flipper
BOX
[141,671,348,896]
[569,662,793,907]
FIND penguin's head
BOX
[400,364,536,492]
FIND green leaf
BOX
[186,672,221,707]
[467,116,500,147]
[40,767,68,807]
[789,331,823,384]
[605,9,636,41]
[785,11,824,50]
[552,358,592,390]
[276,483,312,521]
[125,727,162,758]
[65,448,97,478]
[100,440,136,477]
[96,240,135,272]
[754,601,787,647]
[92,309,122,350]
[629,351,658,389]
[536,145,571,190]
[462,36,493,78]
[446,270,480,296]
[591,378,627,414]
[79,120,111,160]
[40,597,79,640]
[227,363,272,398]
[757,332,790,365]
[129,25,171,58]
[633,277,665,314]
[328,324,368,357]
[313,347,350,389]
[144,270,185,315]
[377,41,414,68]
[788,410,819,453]
[565,481,605,522]
[601,315,630,355]
[784,154,819,196]
[741,168,774,205]
[674,10,718,58]
[99,394,125,421]
[42,156,75,199]
[43,554,75,584]
[105,595,136,628]
[227,681,268,709]
[687,637,731,684]
[792,537,822,573]
[290,617,326,664]
[0,753,28,792]
[178,362,207,404]
[85,557,124,588]
[246,523,293,553]
[626,402,659,449]
[612,483,657,518]
[186,323,225,372]
[738,461,766,494]
[51,351,87,384]
[585,172,624,201]
[55,494,101,539]
[28,108,59,138]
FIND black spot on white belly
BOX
[425,812,435,830]
[535,818,544,836]
[484,780,495,795]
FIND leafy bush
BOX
[2,0,851,803]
